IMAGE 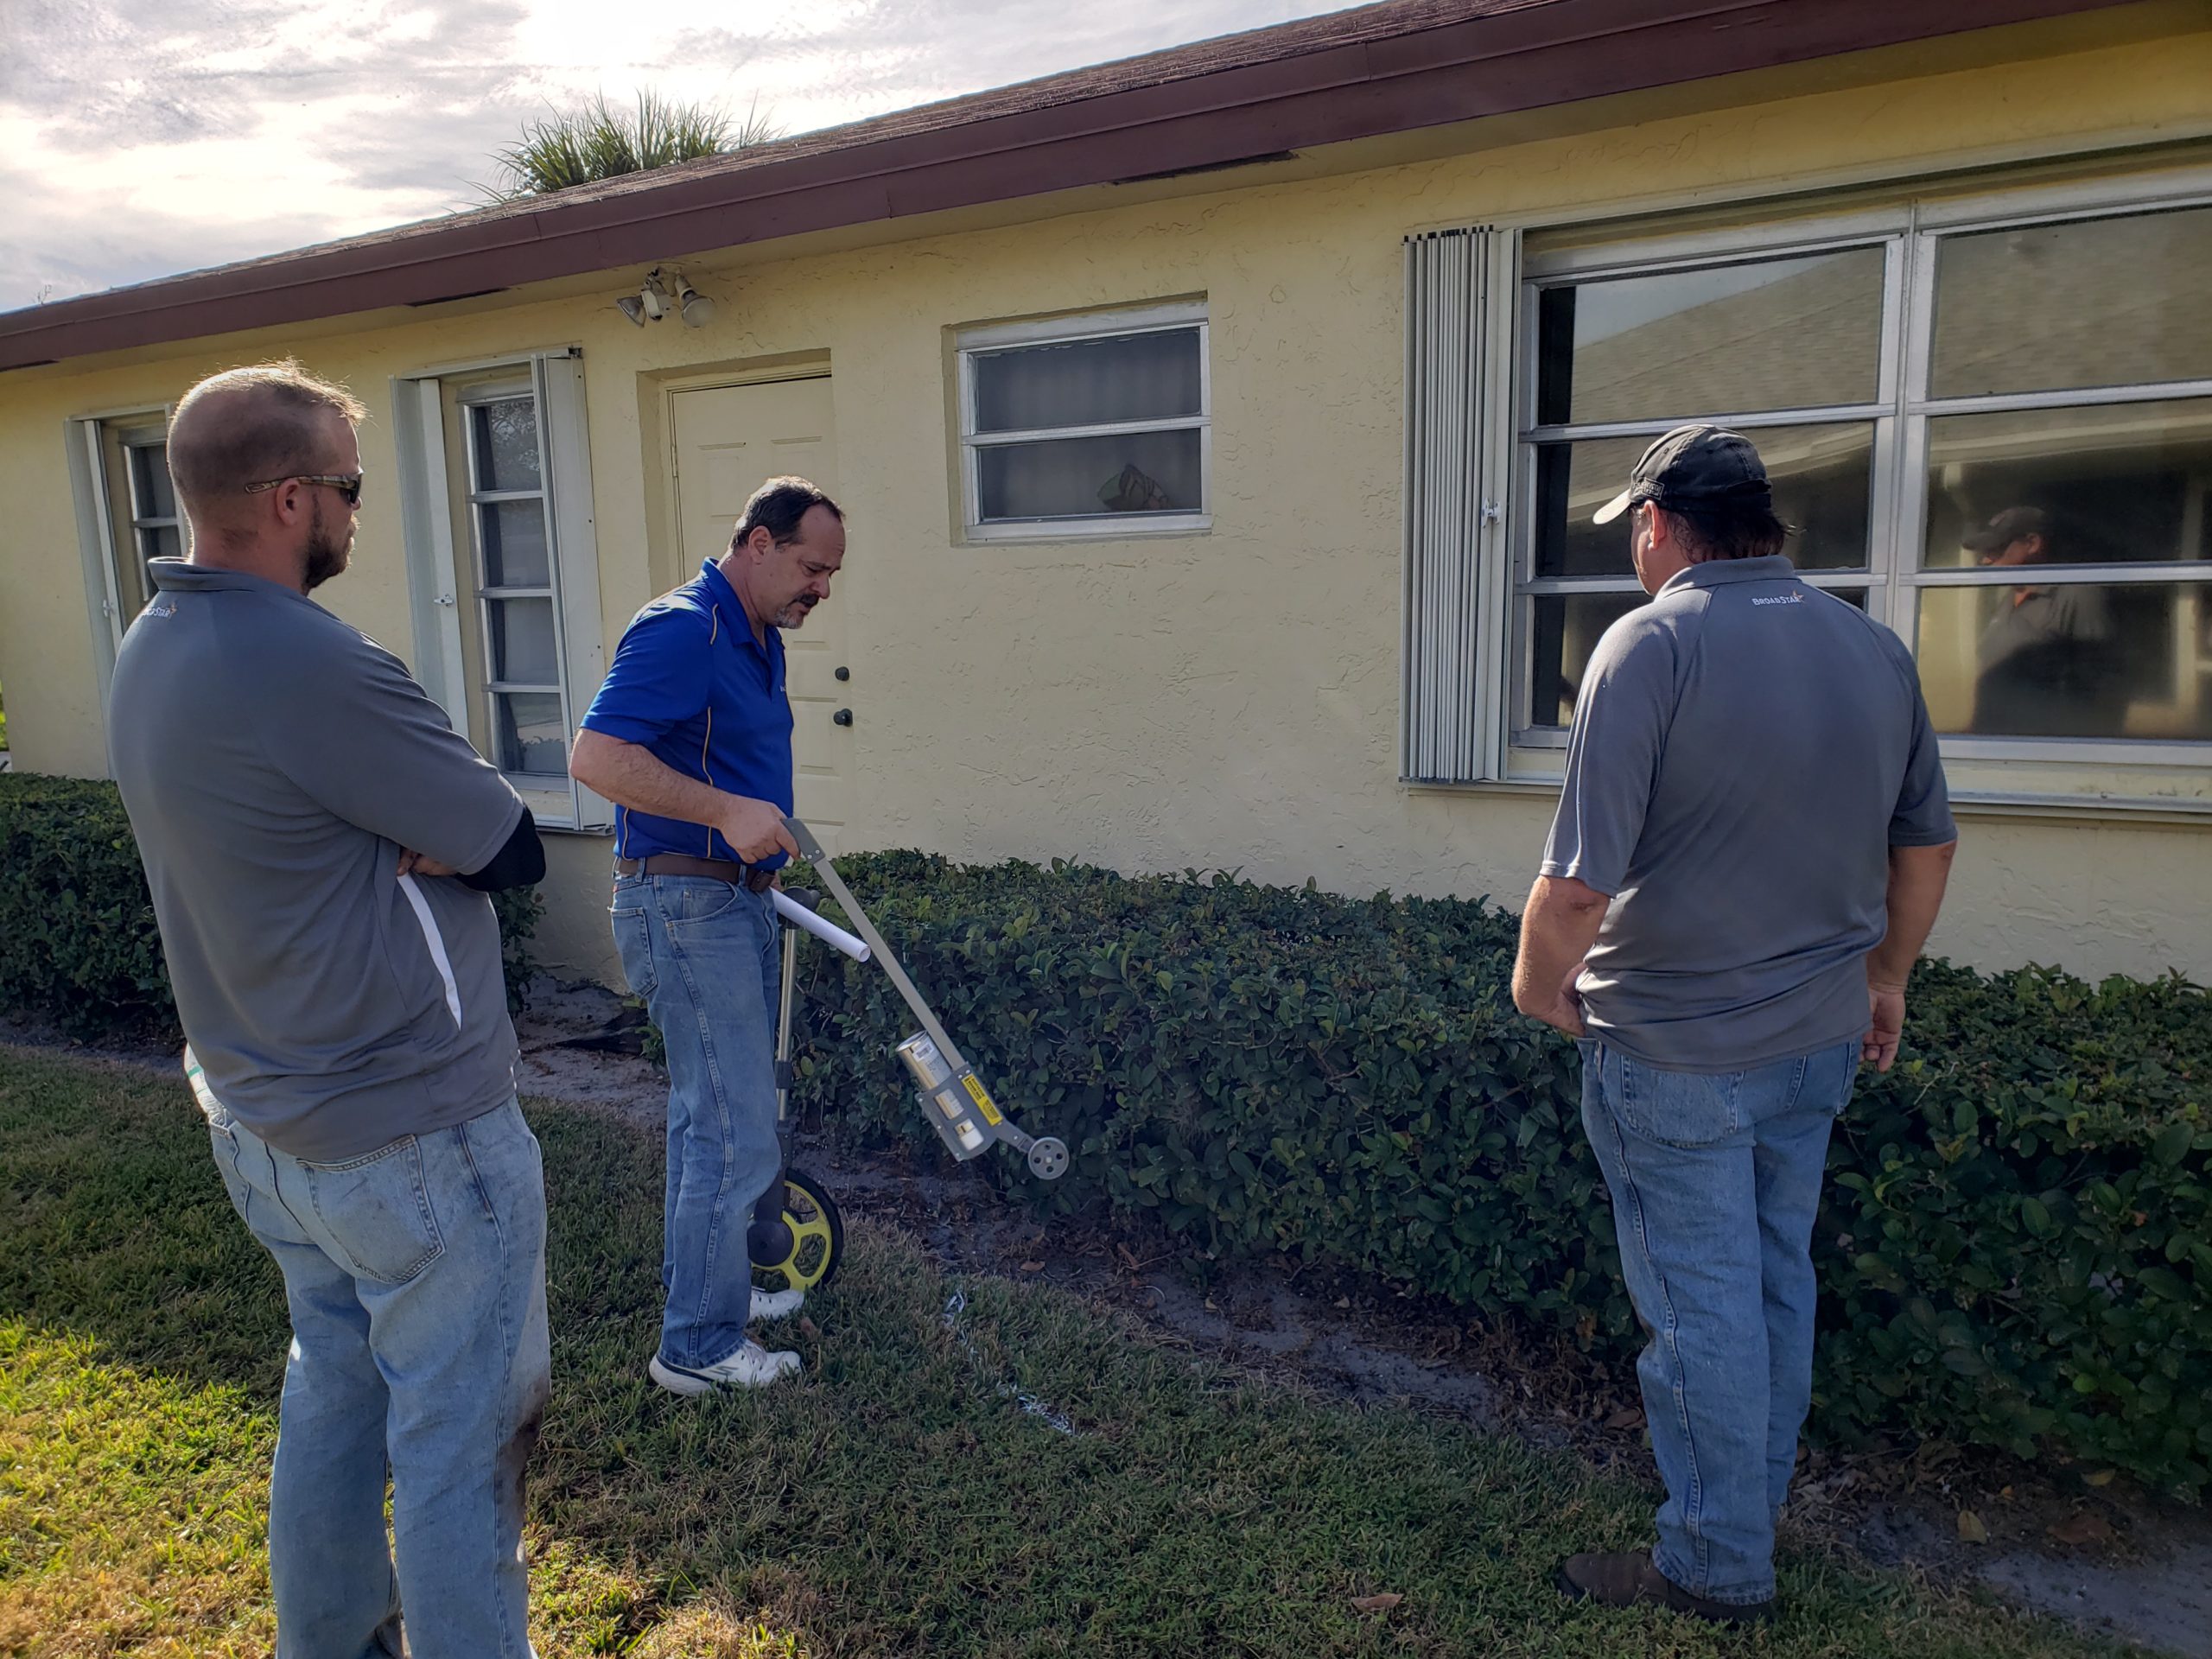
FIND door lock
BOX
[832,708,853,727]
[834,665,850,682]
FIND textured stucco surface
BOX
[3,24,2209,990]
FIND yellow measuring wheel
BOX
[752,1165,844,1292]
[779,818,1069,1182]
[749,830,1068,1300]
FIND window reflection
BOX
[974,330,1202,432]
[977,429,1202,521]
[130,444,177,519]
[1932,206,2212,398]
[1924,397,2212,570]
[1535,423,1873,578]
[1535,248,1884,426]
[480,498,552,588]
[489,597,559,684]
[496,692,569,777]
[120,440,181,615]
[473,399,542,493]
[1529,588,1869,728]
[1515,200,2212,773]
[1530,592,1643,728]
[1918,583,2211,741]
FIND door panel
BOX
[671,378,853,853]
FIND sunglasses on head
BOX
[245,472,365,509]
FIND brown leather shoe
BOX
[1555,1551,1776,1625]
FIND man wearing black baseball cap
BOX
[1961,506,2126,736]
[1512,424,1959,1623]
[1589,422,1777,530]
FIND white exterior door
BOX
[671,377,855,854]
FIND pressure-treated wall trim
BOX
[0,0,2142,372]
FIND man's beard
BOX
[302,499,351,591]
[777,595,817,629]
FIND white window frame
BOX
[392,349,611,832]
[120,432,181,598]
[458,374,568,788]
[1491,167,2212,816]
[1510,221,1907,772]
[955,301,1211,542]
[67,404,179,705]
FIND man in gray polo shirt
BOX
[109,361,550,1659]
[1512,426,1957,1624]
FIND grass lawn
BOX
[0,1046,2133,1658]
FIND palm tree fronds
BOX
[487,91,781,200]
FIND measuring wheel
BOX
[1026,1136,1071,1181]
[751,1166,845,1293]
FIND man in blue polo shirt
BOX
[570,476,845,1395]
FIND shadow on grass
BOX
[0,1318,807,1657]
[0,1046,2130,1659]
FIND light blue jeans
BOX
[1577,1036,1859,1606]
[611,873,782,1371]
[207,1096,549,1659]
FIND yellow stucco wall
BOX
[3,22,2209,989]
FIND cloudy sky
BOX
[0,0,1352,310]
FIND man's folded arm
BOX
[256,633,524,874]
[458,808,546,892]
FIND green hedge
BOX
[779,851,2212,1499]
[0,773,537,1039]
[2,774,176,1035]
[5,773,2206,1496]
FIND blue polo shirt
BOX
[580,560,792,866]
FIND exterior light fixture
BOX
[675,276,715,328]
[615,267,711,327]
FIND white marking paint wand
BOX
[772,887,870,961]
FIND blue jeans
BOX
[1577,1036,1859,1606]
[206,1096,549,1659]
[611,874,782,1370]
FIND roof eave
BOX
[0,0,2144,372]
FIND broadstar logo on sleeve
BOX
[1750,593,1804,607]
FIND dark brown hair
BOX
[731,476,842,552]
[1665,501,1791,563]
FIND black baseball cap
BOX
[1961,505,2050,554]
[1593,423,1773,524]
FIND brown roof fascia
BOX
[0,0,2139,372]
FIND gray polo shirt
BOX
[109,562,525,1160]
[1974,583,2124,737]
[1540,556,1955,1072]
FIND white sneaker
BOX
[749,1287,805,1323]
[650,1341,801,1395]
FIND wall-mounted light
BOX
[614,267,712,328]
[674,274,715,328]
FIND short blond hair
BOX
[168,360,367,512]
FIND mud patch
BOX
[513,977,664,1123]
[1980,1541,2212,1656]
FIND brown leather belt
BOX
[615,854,776,892]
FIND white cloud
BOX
[0,0,1349,308]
